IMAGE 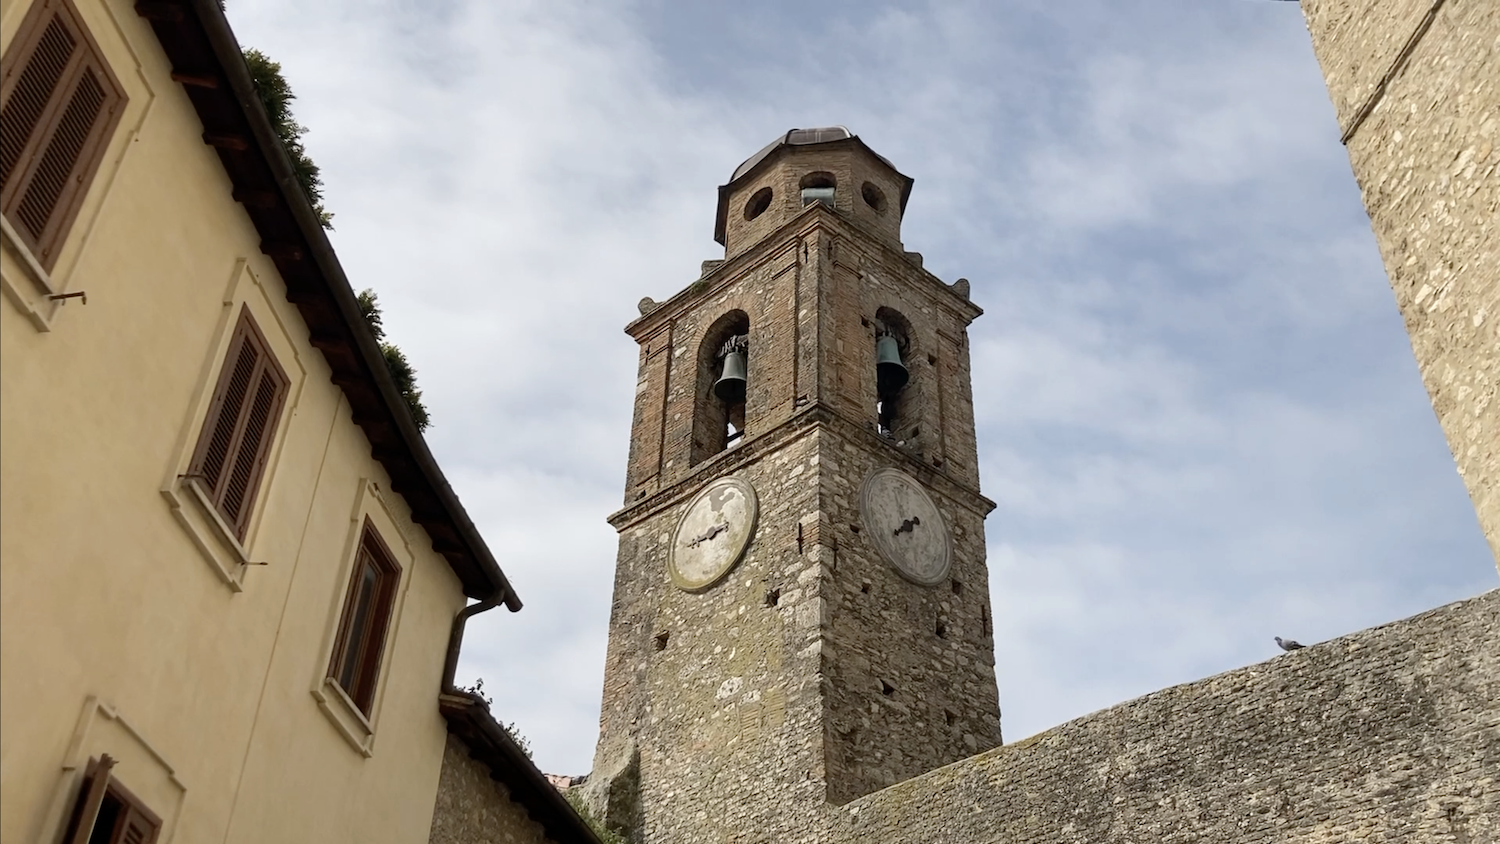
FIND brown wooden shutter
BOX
[63,754,116,844]
[111,801,161,844]
[0,0,126,270]
[189,309,289,540]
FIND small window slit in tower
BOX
[860,581,871,595]
[951,579,963,596]
[849,524,860,535]
[927,354,937,366]
[764,588,780,608]
[881,680,896,697]
[935,621,947,639]
[944,709,957,727]
[654,631,669,651]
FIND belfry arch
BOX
[692,310,750,465]
[874,306,920,441]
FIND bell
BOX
[876,335,908,397]
[714,349,748,403]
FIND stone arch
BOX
[874,306,920,440]
[692,310,751,465]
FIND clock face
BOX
[669,477,758,592]
[860,468,951,586]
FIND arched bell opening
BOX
[800,172,837,208]
[692,310,751,465]
[874,307,917,440]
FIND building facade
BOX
[0,1,594,842]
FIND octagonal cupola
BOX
[713,127,914,257]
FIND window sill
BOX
[312,678,375,757]
[0,215,63,332]
[160,478,254,593]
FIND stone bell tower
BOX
[586,128,1000,844]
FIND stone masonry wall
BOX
[828,588,1500,844]
[815,422,1002,805]
[1302,0,1499,568]
[429,735,559,844]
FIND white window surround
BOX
[28,696,188,844]
[0,0,157,333]
[310,478,418,758]
[159,259,305,593]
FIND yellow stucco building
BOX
[0,1,595,841]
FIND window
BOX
[327,522,401,716]
[0,0,127,270]
[800,172,836,208]
[62,755,162,844]
[187,307,290,540]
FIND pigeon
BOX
[1275,636,1305,652]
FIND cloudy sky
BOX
[224,0,1496,775]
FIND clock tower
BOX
[586,128,1000,844]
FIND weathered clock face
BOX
[860,468,952,586]
[669,476,758,592]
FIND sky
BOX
[223,0,1497,776]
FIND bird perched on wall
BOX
[1275,636,1306,651]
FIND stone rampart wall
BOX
[429,735,559,844]
[828,589,1499,843]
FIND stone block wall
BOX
[815,423,1002,805]
[828,588,1500,844]
[429,735,559,844]
[1302,0,1499,568]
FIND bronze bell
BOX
[876,334,908,397]
[714,348,747,403]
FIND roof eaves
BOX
[439,692,604,844]
[146,0,519,609]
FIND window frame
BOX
[62,754,162,844]
[0,0,128,271]
[186,306,290,541]
[326,520,403,717]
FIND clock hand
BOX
[893,516,921,536]
[687,522,730,547]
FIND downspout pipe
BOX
[443,589,506,691]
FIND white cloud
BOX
[225,0,1495,775]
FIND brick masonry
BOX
[1302,0,1499,569]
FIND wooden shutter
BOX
[105,798,161,844]
[189,308,290,540]
[328,523,402,715]
[63,754,116,844]
[0,0,126,270]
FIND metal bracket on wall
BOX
[48,291,87,305]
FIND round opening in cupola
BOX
[744,187,773,221]
[861,181,888,214]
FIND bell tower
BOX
[587,128,1000,843]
